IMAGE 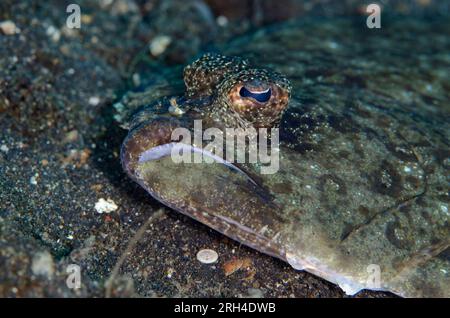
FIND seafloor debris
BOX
[95,198,119,214]
[196,249,219,264]
[223,257,253,277]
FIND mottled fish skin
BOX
[219,18,450,297]
[183,53,250,98]
[120,18,450,298]
[184,53,292,129]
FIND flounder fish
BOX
[117,18,450,297]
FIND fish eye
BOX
[239,86,272,103]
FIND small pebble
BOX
[196,249,218,264]
[63,130,79,143]
[31,251,55,279]
[441,205,448,215]
[46,25,61,42]
[95,198,118,214]
[0,20,20,35]
[81,14,93,24]
[149,35,172,57]
[166,267,175,278]
[327,41,339,49]
[217,16,228,27]
[246,288,264,298]
[132,73,141,87]
[88,96,100,106]
[30,173,39,185]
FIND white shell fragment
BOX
[88,96,101,106]
[0,20,21,35]
[95,198,118,214]
[196,249,219,264]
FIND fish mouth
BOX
[137,142,256,185]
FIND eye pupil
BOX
[239,86,271,103]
